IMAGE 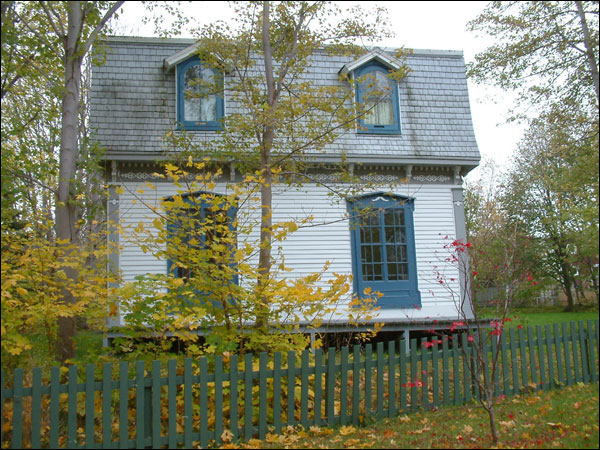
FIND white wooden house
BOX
[91,37,481,340]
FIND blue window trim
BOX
[176,56,224,131]
[347,192,420,309]
[354,61,401,135]
[165,190,238,286]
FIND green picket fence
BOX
[1,319,598,449]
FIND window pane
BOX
[386,245,397,263]
[363,263,372,281]
[184,64,217,122]
[384,210,395,226]
[372,245,382,264]
[361,245,371,263]
[388,262,398,280]
[373,263,383,280]
[398,263,408,280]
[398,245,407,263]
[361,71,394,126]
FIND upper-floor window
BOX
[355,61,401,135]
[177,56,224,131]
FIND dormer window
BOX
[355,61,401,134]
[176,56,224,131]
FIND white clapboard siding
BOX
[116,180,467,324]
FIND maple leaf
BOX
[499,420,516,428]
[383,429,395,439]
[462,424,473,434]
[339,425,356,436]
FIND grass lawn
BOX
[479,305,599,330]
[242,383,599,449]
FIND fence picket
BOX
[50,367,60,449]
[102,364,112,449]
[579,321,590,383]
[509,328,520,393]
[562,322,573,386]
[259,352,268,439]
[570,322,582,383]
[441,338,449,406]
[135,361,145,449]
[544,325,555,389]
[377,342,385,418]
[588,320,598,383]
[364,344,372,415]
[68,365,78,449]
[518,327,528,390]
[230,354,239,441]
[31,368,42,449]
[119,362,129,449]
[314,349,323,427]
[200,357,209,448]
[553,323,565,385]
[389,341,397,417]
[536,326,547,391]
[85,365,96,449]
[326,347,335,427]
[244,353,253,440]
[12,369,23,449]
[451,335,460,405]
[168,359,177,449]
[273,352,282,434]
[152,360,161,449]
[400,341,408,411]
[460,333,471,403]
[183,358,193,449]
[410,338,419,410]
[352,346,360,425]
[525,327,537,390]
[420,338,429,409]
[215,356,224,445]
[340,347,349,426]
[287,351,296,427]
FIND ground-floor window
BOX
[348,192,421,309]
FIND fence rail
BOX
[1,319,598,449]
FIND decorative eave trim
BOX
[163,42,201,71]
[339,49,404,76]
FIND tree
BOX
[1,1,126,363]
[464,159,541,307]
[467,1,599,309]
[502,113,599,310]
[467,1,599,120]
[173,1,407,338]
[433,235,536,445]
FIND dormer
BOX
[164,44,224,131]
[340,50,405,135]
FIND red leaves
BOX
[450,321,466,332]
[422,339,443,349]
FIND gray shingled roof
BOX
[90,37,480,166]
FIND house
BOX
[91,36,481,343]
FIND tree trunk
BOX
[560,262,576,312]
[487,405,500,445]
[575,1,600,104]
[255,0,275,333]
[55,2,83,364]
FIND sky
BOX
[116,1,525,180]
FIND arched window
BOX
[355,61,401,134]
[176,57,224,130]
[348,193,420,308]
